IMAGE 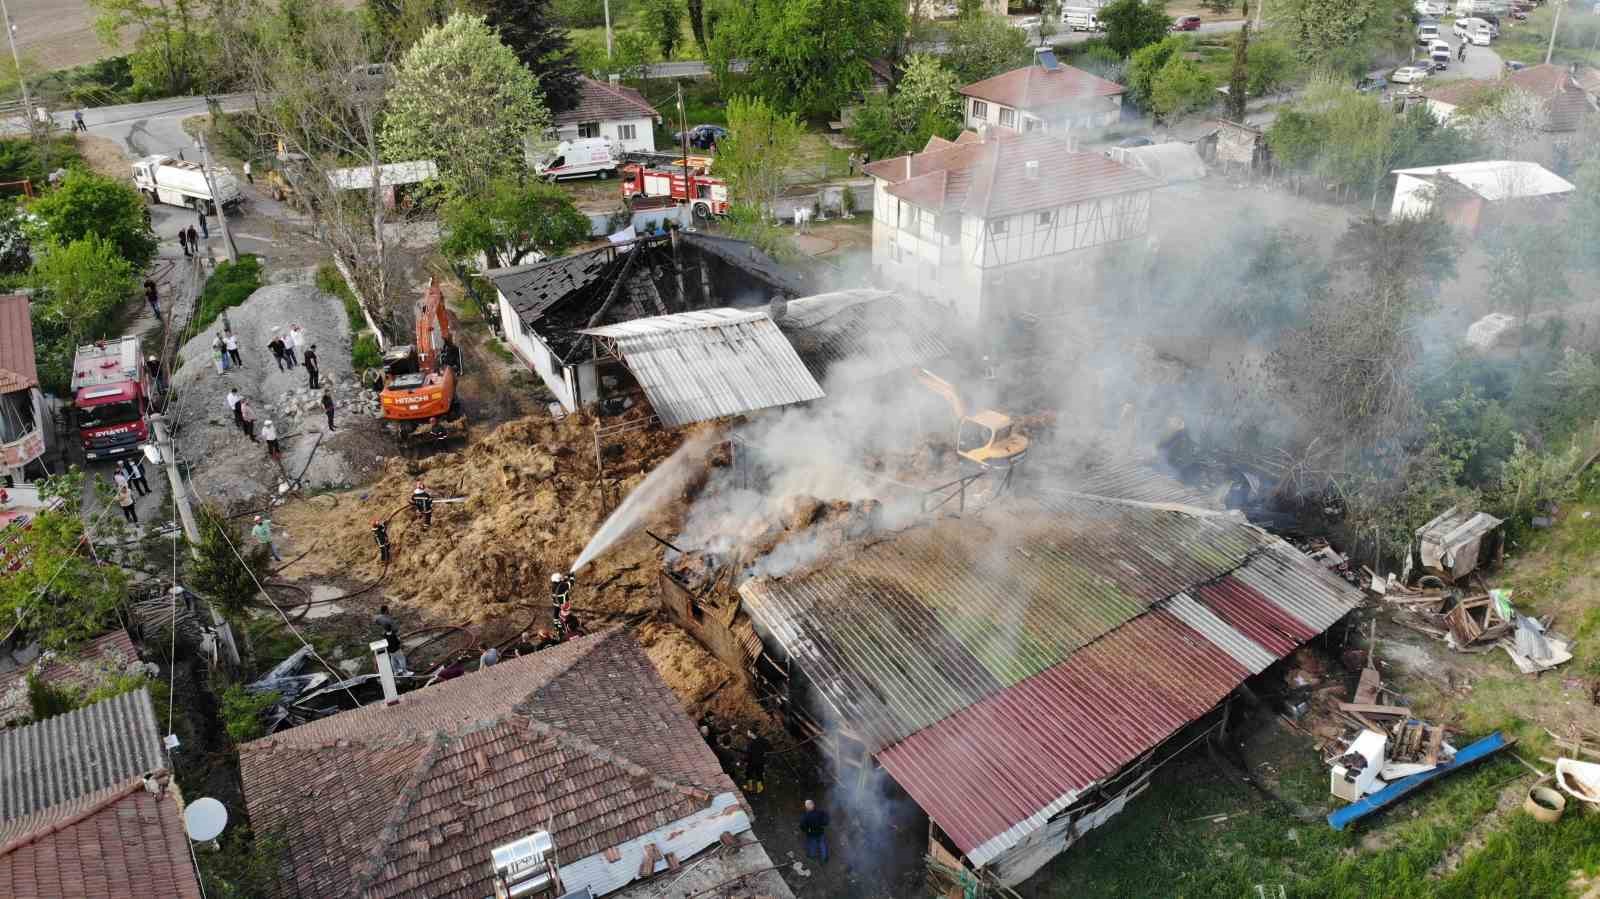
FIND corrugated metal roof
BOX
[583,309,824,427]
[326,160,438,190]
[877,610,1246,865]
[485,246,617,323]
[0,688,164,822]
[739,490,1360,866]
[773,289,950,386]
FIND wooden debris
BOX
[1338,702,1411,718]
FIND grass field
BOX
[1490,5,1600,67]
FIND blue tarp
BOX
[1327,731,1512,831]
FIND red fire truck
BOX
[619,164,729,219]
[71,336,152,462]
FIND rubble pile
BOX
[274,382,385,421]
[667,493,886,591]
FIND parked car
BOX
[1356,74,1389,93]
[1172,15,1202,30]
[1391,65,1430,84]
[672,124,728,150]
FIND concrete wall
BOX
[658,572,756,682]
[769,180,874,222]
[964,95,1121,135]
[496,291,577,409]
[582,204,692,237]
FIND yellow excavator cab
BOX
[917,369,1029,469]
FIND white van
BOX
[1062,6,1103,30]
[1453,17,1493,45]
[530,137,619,180]
[1416,21,1440,44]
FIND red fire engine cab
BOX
[619,164,728,220]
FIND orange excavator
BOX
[379,277,461,422]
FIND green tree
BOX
[220,683,279,743]
[1245,39,1296,98]
[188,506,268,619]
[0,472,126,652]
[1203,0,1233,11]
[1573,161,1600,270]
[1281,0,1411,72]
[30,234,138,355]
[1226,3,1248,121]
[440,178,591,268]
[1125,35,1184,109]
[90,0,209,98]
[688,0,708,54]
[641,0,684,58]
[943,12,1032,84]
[718,95,803,216]
[29,169,158,271]
[709,0,905,118]
[381,12,551,197]
[1150,56,1215,121]
[1486,220,1573,335]
[1100,0,1171,57]
[481,0,583,112]
[847,55,962,159]
[577,27,657,83]
[1265,107,1323,172]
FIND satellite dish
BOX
[184,797,228,842]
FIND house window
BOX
[899,204,920,231]
[1037,211,1054,227]
[971,100,988,121]
[990,218,1008,236]
[578,122,600,138]
[618,123,637,141]
[1024,117,1042,133]
[999,108,1016,129]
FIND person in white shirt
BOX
[224,332,242,367]
[261,419,281,461]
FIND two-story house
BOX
[865,129,1161,325]
[553,75,663,153]
[0,294,50,485]
[960,51,1126,136]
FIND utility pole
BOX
[604,0,613,58]
[1545,0,1565,65]
[147,412,240,667]
[0,0,42,147]
[677,81,691,225]
[194,132,239,264]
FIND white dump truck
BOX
[131,154,241,212]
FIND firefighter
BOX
[555,599,583,641]
[742,728,770,794]
[372,519,390,563]
[411,480,433,529]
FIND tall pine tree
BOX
[481,0,582,112]
[1227,2,1249,122]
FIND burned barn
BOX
[485,232,815,414]
[660,487,1359,886]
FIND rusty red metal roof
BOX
[0,295,37,394]
[738,489,1360,867]
[959,63,1125,109]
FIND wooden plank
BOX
[1425,725,1444,766]
[639,843,661,878]
[1355,667,1381,705]
[1338,702,1412,718]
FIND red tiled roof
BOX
[0,295,37,394]
[0,629,141,696]
[1506,63,1577,98]
[554,76,661,126]
[867,130,1162,218]
[959,63,1125,110]
[240,628,738,899]
[0,778,202,899]
[1424,78,1495,107]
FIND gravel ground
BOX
[171,273,365,505]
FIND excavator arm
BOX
[915,368,967,419]
[416,277,451,371]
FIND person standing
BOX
[251,515,282,562]
[375,604,406,671]
[303,343,320,389]
[214,333,231,372]
[126,454,151,497]
[146,354,166,391]
[226,387,244,433]
[116,481,138,524]
[742,729,770,794]
[411,480,433,530]
[321,389,336,432]
[372,520,390,563]
[178,228,191,257]
[267,332,288,371]
[799,800,829,863]
[112,464,130,495]
[282,325,299,368]
[242,160,253,184]
[239,399,258,442]
[261,419,281,462]
[196,211,209,240]
[73,109,85,132]
[186,225,201,255]
[144,280,161,318]
[225,331,243,367]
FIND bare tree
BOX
[210,0,405,342]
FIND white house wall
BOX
[557,115,658,153]
[964,96,1122,135]
[496,292,577,410]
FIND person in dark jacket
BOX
[303,343,321,389]
[267,333,287,371]
[742,729,770,794]
[144,280,161,317]
[196,211,209,239]
[186,225,201,253]
[178,228,191,257]
[411,481,433,529]
[800,800,829,862]
[372,519,390,563]
[321,389,336,432]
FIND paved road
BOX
[1403,33,1504,83]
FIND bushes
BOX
[219,682,278,744]
[315,263,365,333]
[26,674,81,721]
[352,333,382,371]
[194,255,263,332]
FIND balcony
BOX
[0,427,43,470]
